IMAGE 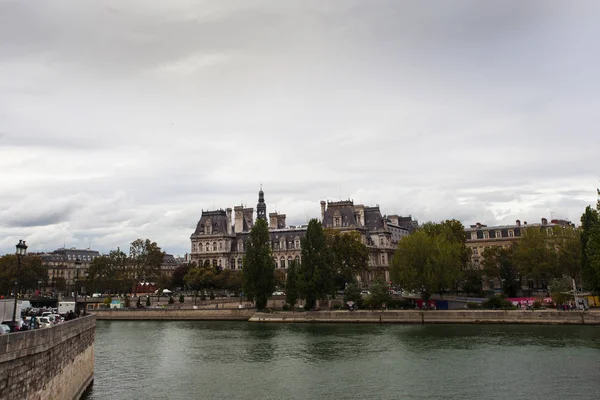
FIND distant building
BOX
[40,248,101,292]
[160,254,178,276]
[190,188,307,271]
[320,200,416,283]
[465,218,573,291]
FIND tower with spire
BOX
[257,185,267,221]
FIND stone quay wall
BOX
[0,314,96,400]
[249,310,600,325]
[95,308,254,320]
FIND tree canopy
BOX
[0,255,47,295]
[390,228,463,301]
[129,239,164,294]
[482,246,519,297]
[298,219,334,309]
[242,218,276,309]
[325,229,369,290]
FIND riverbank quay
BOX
[249,310,600,325]
[95,308,254,320]
[0,314,95,400]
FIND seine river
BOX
[85,321,600,400]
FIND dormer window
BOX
[334,216,341,227]
[483,231,489,239]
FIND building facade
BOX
[465,218,573,291]
[40,248,101,292]
[189,188,307,271]
[320,200,416,283]
[189,190,417,285]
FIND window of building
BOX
[472,247,478,256]
[508,230,514,238]
[237,258,242,269]
[280,257,285,269]
[381,254,386,264]
[334,217,341,227]
[483,231,489,239]
[287,256,292,267]
[471,232,477,240]
[495,231,501,239]
[213,242,217,252]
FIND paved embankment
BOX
[95,309,254,320]
[249,310,600,325]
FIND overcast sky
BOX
[1,0,598,256]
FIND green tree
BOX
[482,246,520,297]
[298,219,334,310]
[390,230,462,301]
[514,228,558,287]
[242,218,276,310]
[325,229,369,289]
[554,226,582,281]
[366,281,391,308]
[179,294,185,303]
[0,255,47,296]
[421,219,471,268]
[129,239,165,295]
[461,269,483,297]
[171,264,191,288]
[285,260,299,307]
[185,266,216,295]
[581,205,600,293]
[549,277,571,306]
[343,283,363,308]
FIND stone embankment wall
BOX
[249,310,600,325]
[95,309,254,320]
[0,315,95,400]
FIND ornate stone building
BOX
[40,248,101,292]
[190,188,307,271]
[190,190,417,285]
[320,200,416,283]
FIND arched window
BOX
[213,242,217,252]
[230,259,235,269]
[274,258,278,269]
[237,258,243,269]
[280,257,285,269]
[287,256,292,268]
[295,256,300,264]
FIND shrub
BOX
[124,295,130,308]
[482,295,514,310]
[146,296,151,307]
[103,296,112,307]
[168,296,174,304]
[467,302,481,310]
[282,304,290,311]
[532,300,544,309]
[387,299,411,309]
[179,294,185,303]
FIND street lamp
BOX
[83,269,88,316]
[75,258,81,316]
[12,240,28,324]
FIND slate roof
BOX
[364,206,384,231]
[322,200,359,228]
[193,210,230,235]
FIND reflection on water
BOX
[86,321,600,400]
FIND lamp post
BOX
[83,269,88,316]
[12,240,28,324]
[75,258,81,316]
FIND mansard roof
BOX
[364,206,385,231]
[322,200,359,228]
[193,209,230,235]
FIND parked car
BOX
[38,317,52,328]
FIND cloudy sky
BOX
[1,0,598,256]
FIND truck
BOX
[58,301,75,315]
[0,299,21,322]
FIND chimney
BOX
[269,213,278,229]
[524,221,527,225]
[476,222,481,228]
[541,218,548,225]
[320,201,326,222]
[226,208,232,234]
[243,208,254,230]
[516,219,521,227]
[234,206,244,233]
[277,214,286,229]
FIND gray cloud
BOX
[1,0,598,255]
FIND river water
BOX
[85,321,600,400]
